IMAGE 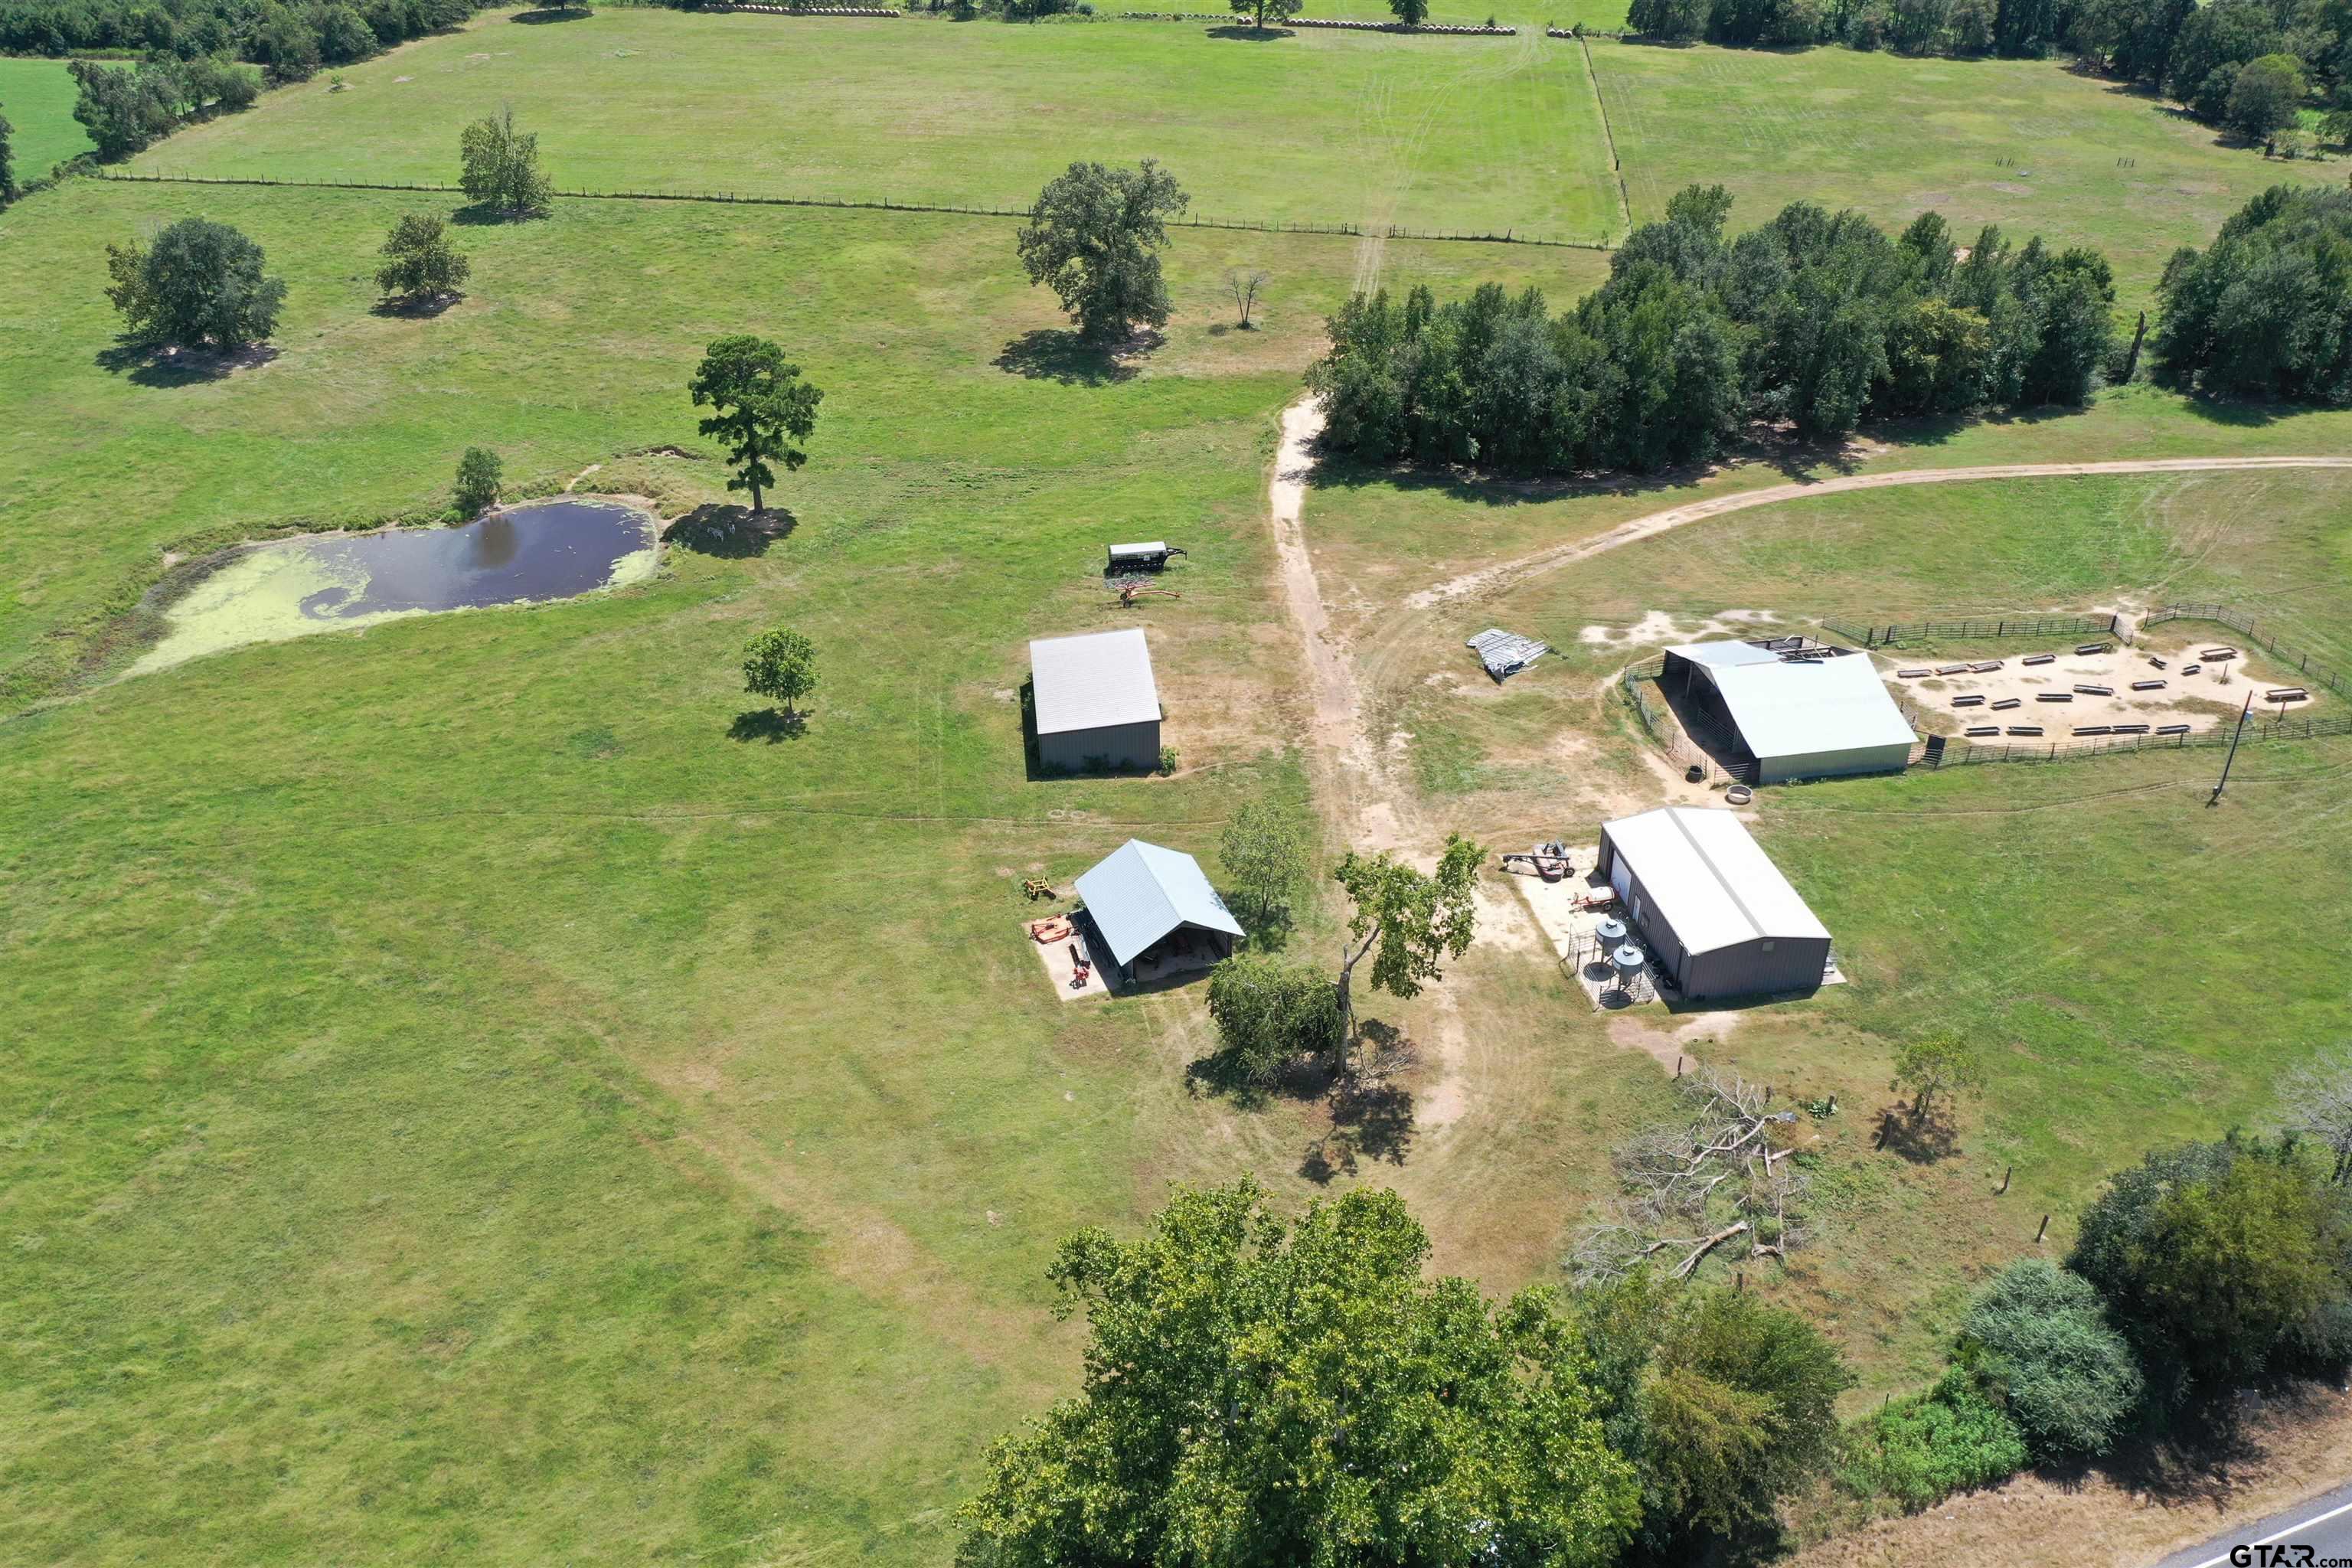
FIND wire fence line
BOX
[1922,710,2352,769]
[90,169,1615,249]
[2141,603,2350,700]
[1818,612,2121,648]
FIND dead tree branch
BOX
[1570,1067,1815,1285]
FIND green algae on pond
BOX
[133,498,660,675]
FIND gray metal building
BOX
[1596,806,1832,1001]
[1030,628,1162,773]
[1662,642,1915,783]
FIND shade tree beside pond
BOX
[688,335,823,517]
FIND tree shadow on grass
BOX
[728,708,806,743]
[94,338,278,387]
[1301,1021,1419,1182]
[1206,24,1295,39]
[368,291,466,320]
[1873,1101,1958,1164]
[993,328,1159,386]
[511,4,593,19]
[449,204,550,227]
[666,502,796,559]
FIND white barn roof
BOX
[1075,839,1246,967]
[1681,646,1916,764]
[1604,807,1829,956]
[1030,629,1160,737]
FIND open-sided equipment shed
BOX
[1662,642,1915,784]
[1074,839,1245,985]
[1596,806,1831,1001]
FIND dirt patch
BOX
[1578,608,1782,647]
[1607,1010,1740,1071]
[1886,642,2323,739]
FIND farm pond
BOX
[133,498,661,675]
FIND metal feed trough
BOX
[1106,541,1187,573]
[1467,629,1550,681]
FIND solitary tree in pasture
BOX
[0,106,17,204]
[742,626,818,721]
[374,214,471,310]
[106,217,286,350]
[1229,0,1302,28]
[1016,159,1189,343]
[459,106,554,217]
[1224,266,1269,328]
[1331,833,1482,1034]
[1389,0,1431,23]
[1892,1035,1985,1120]
[688,335,823,515]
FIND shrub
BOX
[1204,952,1341,1088]
[1844,1369,2028,1511]
[2069,1135,2352,1403]
[1959,1259,2143,1459]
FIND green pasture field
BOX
[0,178,1643,1563]
[0,178,1607,695]
[1589,38,2342,306]
[0,56,96,178]
[123,7,1624,241]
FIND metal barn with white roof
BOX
[1074,839,1245,985]
[1030,628,1161,773]
[1663,642,1915,784]
[1596,806,1831,1001]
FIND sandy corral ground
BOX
[1886,640,2326,740]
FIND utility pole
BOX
[2208,691,2254,808]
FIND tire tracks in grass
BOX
[1403,455,2352,610]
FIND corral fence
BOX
[2141,603,2351,701]
[1818,612,2122,648]
[1920,710,2352,769]
[1619,656,1749,783]
[90,170,1608,249]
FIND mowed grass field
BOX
[1590,39,2344,305]
[0,179,1648,1563]
[0,56,96,178]
[124,8,1624,240]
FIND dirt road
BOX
[1406,455,2352,610]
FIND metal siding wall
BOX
[1756,744,1911,784]
[1039,719,1161,773]
[1687,936,1830,999]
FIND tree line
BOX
[1628,0,2352,149]
[1308,185,2118,476]
[0,0,480,74]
